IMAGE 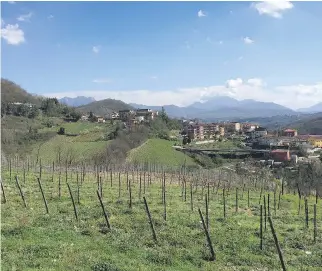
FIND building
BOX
[246,127,267,139]
[135,108,158,121]
[134,115,145,123]
[81,115,89,121]
[229,122,241,132]
[257,136,283,147]
[297,135,322,147]
[188,124,204,140]
[110,112,119,119]
[270,149,291,162]
[242,123,258,132]
[119,110,136,121]
[203,123,220,139]
[283,129,298,137]
[97,116,105,123]
[219,126,225,136]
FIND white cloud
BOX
[48,15,54,20]
[1,23,25,45]
[247,78,265,88]
[45,79,322,110]
[17,12,33,22]
[243,37,254,44]
[226,78,243,89]
[93,78,112,83]
[92,46,100,53]
[150,76,158,80]
[238,56,243,61]
[198,10,206,17]
[252,1,293,18]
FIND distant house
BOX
[270,149,291,162]
[136,108,158,121]
[111,112,119,119]
[97,116,105,123]
[81,115,89,121]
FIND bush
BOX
[57,127,65,135]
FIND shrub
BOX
[57,127,65,135]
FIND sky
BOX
[1,1,322,110]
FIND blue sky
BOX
[1,1,322,109]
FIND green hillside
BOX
[1,115,116,164]
[1,78,42,105]
[31,121,116,164]
[77,98,133,116]
[127,138,197,167]
[288,113,322,134]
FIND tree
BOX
[28,106,39,118]
[70,110,81,121]
[160,107,169,124]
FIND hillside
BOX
[127,138,197,168]
[1,78,42,105]
[287,112,322,134]
[78,98,134,116]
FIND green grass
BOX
[191,140,241,150]
[127,139,197,167]
[27,120,116,164]
[30,135,110,164]
[1,167,321,271]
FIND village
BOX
[178,120,322,170]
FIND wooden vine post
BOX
[198,208,216,261]
[143,197,157,243]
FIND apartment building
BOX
[188,124,204,140]
[203,123,219,139]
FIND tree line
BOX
[1,98,82,120]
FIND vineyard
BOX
[1,159,321,271]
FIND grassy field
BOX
[127,139,197,167]
[1,117,116,162]
[30,121,116,164]
[1,167,321,271]
[191,140,241,149]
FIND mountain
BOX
[59,96,96,107]
[78,98,134,116]
[285,112,322,134]
[1,78,42,105]
[130,103,205,118]
[297,102,322,113]
[189,96,240,110]
[132,96,296,120]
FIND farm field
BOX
[127,139,197,167]
[1,165,321,271]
